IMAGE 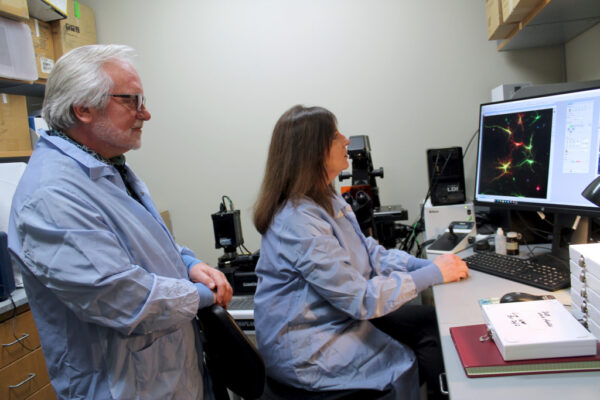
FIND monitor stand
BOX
[528,214,590,269]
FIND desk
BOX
[430,248,600,399]
[0,287,27,317]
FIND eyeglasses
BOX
[109,94,146,112]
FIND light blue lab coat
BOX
[8,132,215,399]
[254,194,443,399]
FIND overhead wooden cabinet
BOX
[486,0,600,51]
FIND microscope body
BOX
[339,135,407,248]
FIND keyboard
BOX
[227,295,255,330]
[463,252,570,291]
[229,295,255,311]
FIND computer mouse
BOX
[499,292,554,303]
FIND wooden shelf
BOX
[497,0,600,51]
[0,150,32,158]
[1,78,43,160]
[0,78,45,97]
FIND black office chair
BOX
[261,377,392,400]
[196,304,265,400]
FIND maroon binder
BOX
[450,324,600,378]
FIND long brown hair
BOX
[253,105,338,234]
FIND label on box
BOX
[40,56,54,73]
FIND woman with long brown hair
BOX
[253,105,468,399]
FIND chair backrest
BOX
[0,232,16,301]
[196,304,265,400]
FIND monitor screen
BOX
[474,86,600,216]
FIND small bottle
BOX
[495,228,506,255]
[506,231,520,255]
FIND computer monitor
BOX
[474,86,600,265]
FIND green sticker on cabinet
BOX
[74,1,81,19]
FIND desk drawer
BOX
[0,310,41,369]
[26,383,57,400]
[0,347,50,400]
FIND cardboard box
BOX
[0,0,29,21]
[51,0,96,60]
[27,0,67,22]
[501,0,541,24]
[27,17,54,79]
[0,94,31,152]
[486,0,517,40]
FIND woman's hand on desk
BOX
[434,254,469,283]
[189,262,233,308]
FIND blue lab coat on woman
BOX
[254,193,443,399]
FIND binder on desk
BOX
[481,299,597,360]
[450,324,600,378]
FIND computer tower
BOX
[427,147,466,206]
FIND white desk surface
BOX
[431,249,600,400]
[0,287,27,316]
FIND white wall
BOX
[79,0,564,265]
[566,22,600,82]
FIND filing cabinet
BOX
[0,307,55,399]
[569,243,600,340]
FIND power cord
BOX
[403,129,479,257]
[6,292,37,352]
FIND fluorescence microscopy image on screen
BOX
[478,108,553,199]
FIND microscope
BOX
[338,135,408,249]
[211,197,258,294]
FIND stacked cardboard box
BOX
[501,0,542,24]
[0,1,96,158]
[26,18,54,79]
[569,243,600,340]
[0,94,31,153]
[486,0,517,40]
[51,0,97,61]
[0,0,29,21]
